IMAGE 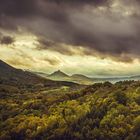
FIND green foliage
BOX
[114,91,128,105]
[133,116,140,134]
[1,81,140,139]
[135,94,140,105]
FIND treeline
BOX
[1,81,140,139]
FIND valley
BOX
[0,60,140,140]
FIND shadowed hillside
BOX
[0,60,80,94]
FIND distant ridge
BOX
[0,60,56,84]
[0,60,79,90]
[42,70,94,85]
[0,60,15,71]
[35,70,140,85]
[71,74,91,80]
[49,70,69,78]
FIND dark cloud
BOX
[0,0,109,20]
[0,36,14,45]
[37,38,57,49]
[46,0,109,6]
[0,0,38,17]
[37,38,79,56]
[0,0,140,62]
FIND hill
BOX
[48,70,69,79]
[41,70,94,85]
[70,74,94,85]
[36,70,140,85]
[0,60,80,93]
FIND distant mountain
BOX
[71,74,90,79]
[130,75,140,80]
[70,74,94,85]
[0,60,48,85]
[35,70,140,85]
[48,70,69,79]
[41,70,94,85]
[0,60,79,92]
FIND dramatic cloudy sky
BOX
[0,0,140,77]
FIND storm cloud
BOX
[0,0,140,62]
[0,35,14,45]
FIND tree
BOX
[114,91,128,105]
[133,116,140,135]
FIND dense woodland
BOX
[1,79,140,140]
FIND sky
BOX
[0,0,140,77]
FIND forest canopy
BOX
[1,80,140,140]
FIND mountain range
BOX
[0,60,140,87]
[35,70,140,85]
[35,70,93,85]
[0,60,80,94]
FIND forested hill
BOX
[1,80,140,139]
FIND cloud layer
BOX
[0,0,140,63]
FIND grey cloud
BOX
[0,35,15,45]
[37,38,79,56]
[0,0,140,62]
